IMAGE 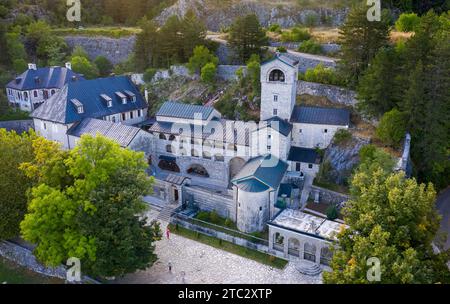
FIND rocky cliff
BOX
[155,0,349,31]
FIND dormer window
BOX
[115,92,127,104]
[101,94,113,108]
[124,90,136,103]
[71,98,84,114]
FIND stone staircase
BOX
[156,202,179,226]
[295,260,323,276]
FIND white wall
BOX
[260,59,298,121]
[292,123,348,149]
[34,118,72,149]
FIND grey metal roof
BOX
[261,116,292,137]
[232,154,288,191]
[31,76,147,124]
[149,118,252,146]
[288,146,321,164]
[165,174,188,185]
[235,179,270,193]
[290,106,350,126]
[262,54,299,67]
[67,118,141,147]
[6,66,84,91]
[156,101,215,121]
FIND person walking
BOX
[166,227,171,240]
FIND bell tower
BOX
[260,54,299,122]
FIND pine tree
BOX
[338,4,391,88]
[228,14,268,63]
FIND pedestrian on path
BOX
[168,262,172,273]
[166,227,171,240]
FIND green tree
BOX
[228,14,268,63]
[0,129,34,240]
[71,46,90,60]
[20,134,161,276]
[395,13,421,32]
[134,18,160,69]
[338,4,391,88]
[246,54,261,95]
[297,39,323,54]
[201,62,217,84]
[179,9,207,60]
[26,21,67,64]
[376,109,407,148]
[71,56,99,79]
[187,45,219,75]
[94,56,113,77]
[5,28,27,68]
[357,46,403,117]
[324,168,450,284]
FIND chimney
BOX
[65,62,72,70]
[28,63,37,70]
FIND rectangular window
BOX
[122,113,126,121]
[296,163,301,172]
[308,164,313,169]
[138,109,142,117]
[299,129,303,133]
[130,111,134,119]
[267,146,271,151]
[273,109,278,116]
[274,95,278,102]
[324,129,328,133]
[43,122,47,130]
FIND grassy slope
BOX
[0,257,64,284]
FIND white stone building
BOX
[6,63,84,112]
[30,75,148,149]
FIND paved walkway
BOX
[115,209,322,284]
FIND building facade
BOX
[6,63,84,112]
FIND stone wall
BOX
[156,0,349,31]
[64,35,136,65]
[0,241,98,283]
[297,81,357,106]
[270,42,341,56]
[284,52,337,73]
[0,119,34,133]
[184,185,236,220]
[309,185,349,206]
[217,65,246,81]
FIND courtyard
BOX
[115,209,322,284]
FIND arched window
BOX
[187,164,209,177]
[202,151,211,160]
[269,69,285,82]
[191,149,199,158]
[51,89,56,95]
[159,133,167,140]
[169,134,176,141]
[215,154,224,162]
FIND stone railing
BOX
[309,185,349,206]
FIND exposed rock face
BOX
[64,36,136,65]
[155,0,349,31]
[297,81,357,106]
[323,136,370,185]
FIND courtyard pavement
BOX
[114,209,322,284]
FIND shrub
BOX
[201,62,217,84]
[304,13,318,27]
[143,68,157,83]
[298,39,323,54]
[276,46,287,53]
[333,129,352,145]
[281,27,311,42]
[269,255,276,263]
[94,56,113,77]
[395,13,421,32]
[376,108,407,148]
[224,218,233,228]
[304,63,342,85]
[268,23,281,32]
[210,210,220,224]
[326,204,339,221]
[196,211,210,222]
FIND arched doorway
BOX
[187,164,209,178]
[288,238,300,257]
[229,157,246,180]
[304,243,317,263]
[320,247,333,266]
[273,232,284,252]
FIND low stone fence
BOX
[0,119,34,133]
[297,80,357,106]
[309,185,349,206]
[0,241,99,284]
